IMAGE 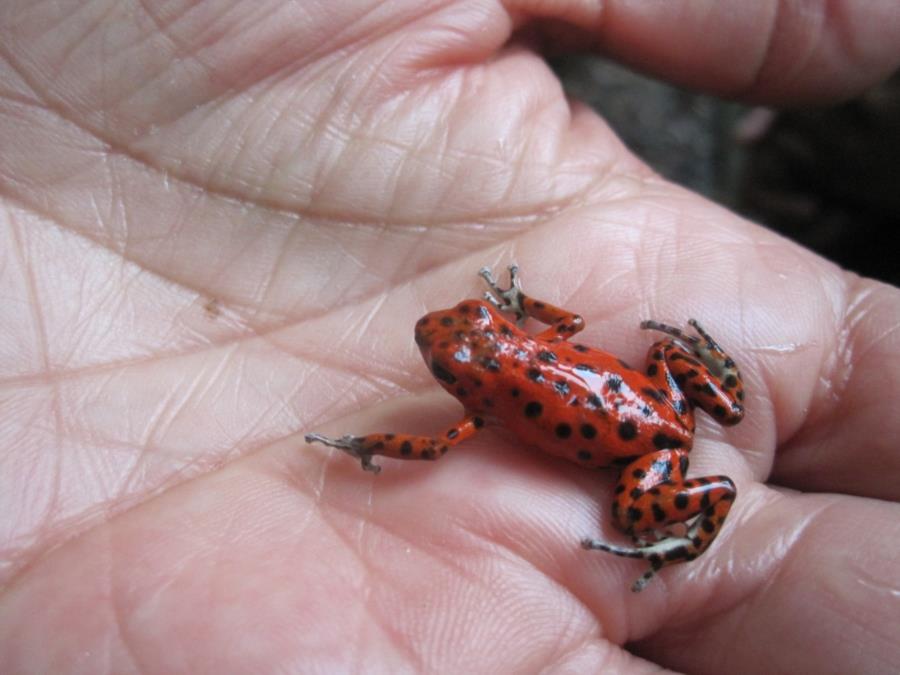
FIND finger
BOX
[629,490,900,673]
[770,279,900,501]
[507,0,900,103]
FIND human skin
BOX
[1,0,900,672]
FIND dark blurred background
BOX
[551,57,900,286]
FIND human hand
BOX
[1,1,899,672]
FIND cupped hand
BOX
[2,1,899,672]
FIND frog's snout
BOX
[414,307,462,357]
[415,301,492,358]
[414,311,440,353]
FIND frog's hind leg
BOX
[306,415,484,474]
[581,449,736,592]
[479,264,584,341]
[642,319,745,427]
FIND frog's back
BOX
[482,338,692,468]
[414,299,691,468]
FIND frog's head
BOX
[414,300,507,392]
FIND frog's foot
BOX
[305,433,381,474]
[582,535,697,592]
[641,318,745,425]
[641,319,738,381]
[587,449,737,592]
[641,319,704,350]
[479,264,525,324]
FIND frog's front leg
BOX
[582,449,736,592]
[479,264,584,341]
[305,415,484,474]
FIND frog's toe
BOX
[359,455,382,474]
[582,534,702,592]
[305,432,355,450]
[581,537,645,558]
[631,570,657,592]
[582,537,660,592]
[305,433,381,474]
[478,266,496,285]
[478,264,525,321]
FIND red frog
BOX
[307,265,745,591]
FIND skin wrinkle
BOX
[255,83,315,197]
[0,325,421,414]
[738,0,783,98]
[713,600,765,671]
[725,499,878,669]
[115,445,155,501]
[8,220,53,385]
[771,4,825,97]
[129,0,386,127]
[841,282,899,365]
[0,180,273,314]
[5,469,123,574]
[444,64,576,199]
[631,489,785,667]
[499,113,531,207]
[0,32,597,230]
[275,459,327,539]
[538,608,585,670]
[644,560,756,664]
[50,3,112,74]
[172,7,474,198]
[629,485,785,640]
[0,335,422,590]
[346,508,432,671]
[132,0,195,45]
[0,192,436,389]
[824,0,862,68]
[852,316,900,364]
[107,529,147,675]
[506,0,596,27]
[732,1,881,101]
[811,284,857,406]
[7,216,68,567]
[316,496,436,672]
[345,492,510,602]
[0,86,607,233]
[537,636,598,675]
[0,146,602,349]
[739,239,842,446]
[3,422,260,595]
[138,351,223,449]
[361,593,423,671]
[770,277,859,459]
[771,280,899,499]
[448,514,611,644]
[745,495,836,597]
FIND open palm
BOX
[2,1,899,672]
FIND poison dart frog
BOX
[307,265,745,591]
